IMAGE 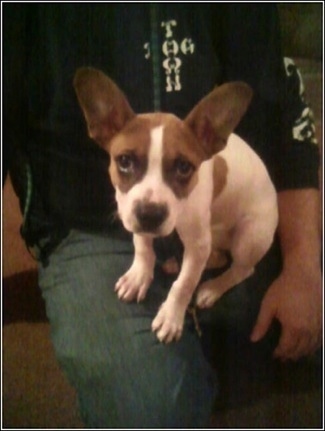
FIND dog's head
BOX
[74,67,252,237]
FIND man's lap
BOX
[38,228,282,425]
[38,229,217,427]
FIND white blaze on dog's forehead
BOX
[136,124,173,207]
[148,125,164,178]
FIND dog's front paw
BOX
[151,301,185,343]
[115,264,153,303]
[196,279,223,309]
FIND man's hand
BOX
[251,189,322,360]
[251,262,322,360]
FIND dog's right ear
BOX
[73,67,135,149]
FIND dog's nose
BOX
[134,201,169,232]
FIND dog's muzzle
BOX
[134,200,169,233]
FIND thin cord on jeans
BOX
[20,161,38,262]
[150,3,161,112]
[21,162,33,237]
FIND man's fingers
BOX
[250,300,275,343]
[274,327,321,360]
[273,329,300,360]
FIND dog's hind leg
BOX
[196,216,275,309]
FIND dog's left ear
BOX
[185,82,253,158]
[73,67,135,149]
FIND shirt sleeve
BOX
[218,4,320,191]
[275,57,320,191]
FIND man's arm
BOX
[219,6,322,360]
[251,188,322,360]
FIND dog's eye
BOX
[174,158,195,180]
[116,154,135,174]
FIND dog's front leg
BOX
[115,234,156,303]
[152,227,211,343]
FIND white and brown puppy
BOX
[74,68,278,343]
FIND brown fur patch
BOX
[212,155,228,200]
[108,116,152,193]
[161,115,206,199]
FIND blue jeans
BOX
[38,228,281,427]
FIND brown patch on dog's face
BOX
[108,116,153,193]
[212,155,228,200]
[161,115,206,199]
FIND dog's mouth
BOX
[119,206,175,238]
[133,219,175,238]
[117,199,177,237]
[133,223,174,238]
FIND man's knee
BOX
[53,327,217,428]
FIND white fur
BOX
[116,125,179,236]
[195,135,278,308]
[115,128,278,343]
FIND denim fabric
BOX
[38,229,217,428]
[38,228,282,427]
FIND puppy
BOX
[74,67,278,343]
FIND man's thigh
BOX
[198,240,282,408]
[38,230,217,428]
